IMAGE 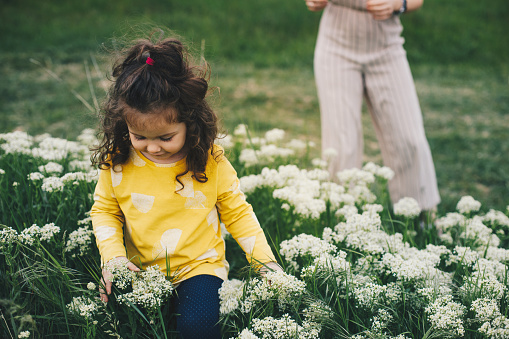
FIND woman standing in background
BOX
[305,0,440,214]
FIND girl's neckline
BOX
[132,148,187,168]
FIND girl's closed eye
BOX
[160,136,173,142]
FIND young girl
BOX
[90,35,281,338]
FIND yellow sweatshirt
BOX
[90,145,275,283]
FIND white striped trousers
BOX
[314,2,440,209]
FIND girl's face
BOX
[126,108,187,164]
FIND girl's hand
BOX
[259,261,284,277]
[367,0,401,20]
[305,0,328,12]
[100,256,140,303]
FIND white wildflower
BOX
[235,328,260,339]
[362,162,395,181]
[393,197,421,219]
[459,271,505,301]
[219,279,245,314]
[264,128,285,142]
[425,295,466,337]
[483,209,509,228]
[28,172,45,181]
[456,195,481,214]
[18,331,30,339]
[65,226,94,257]
[435,212,467,233]
[0,131,34,155]
[280,234,337,270]
[77,128,98,146]
[337,168,375,186]
[87,282,96,291]
[103,258,137,290]
[311,158,327,168]
[233,124,248,137]
[67,296,101,320]
[117,265,174,315]
[38,161,64,174]
[41,176,65,192]
[215,134,234,149]
[323,147,338,160]
[286,138,307,150]
[0,227,18,249]
[251,314,319,339]
[40,223,60,241]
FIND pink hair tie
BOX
[146,56,155,66]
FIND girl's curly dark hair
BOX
[91,36,220,188]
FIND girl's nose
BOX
[146,143,161,153]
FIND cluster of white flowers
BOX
[37,169,97,192]
[67,295,101,321]
[425,295,466,337]
[219,279,246,315]
[483,209,509,228]
[0,131,34,155]
[16,223,61,245]
[31,136,89,161]
[301,251,351,279]
[38,161,64,174]
[367,309,393,336]
[0,226,18,250]
[233,328,260,339]
[76,128,99,147]
[456,195,482,214]
[215,133,234,149]
[233,124,248,137]
[353,283,402,311]
[27,172,44,181]
[103,258,137,290]
[471,298,509,338]
[249,314,320,339]
[264,128,285,143]
[18,331,31,339]
[230,126,316,168]
[226,271,307,315]
[279,234,337,270]
[362,162,395,181]
[65,225,94,257]
[240,145,295,168]
[461,217,500,248]
[435,212,467,233]
[459,271,506,301]
[393,197,421,219]
[1,131,94,177]
[41,176,66,192]
[116,265,174,315]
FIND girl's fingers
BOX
[127,262,140,271]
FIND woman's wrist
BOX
[393,0,407,15]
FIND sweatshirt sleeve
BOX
[90,167,127,264]
[215,153,276,266]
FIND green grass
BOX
[1,0,508,214]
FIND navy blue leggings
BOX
[174,274,223,339]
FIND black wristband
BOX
[394,0,407,15]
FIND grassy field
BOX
[1,0,508,214]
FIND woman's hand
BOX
[367,0,401,20]
[305,0,328,12]
[100,256,140,303]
